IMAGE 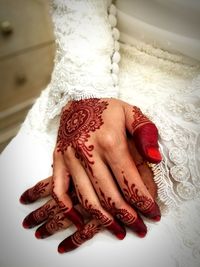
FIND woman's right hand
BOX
[49,98,161,238]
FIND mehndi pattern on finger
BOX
[20,181,50,204]
[77,189,112,226]
[122,171,161,221]
[131,106,151,133]
[72,223,101,246]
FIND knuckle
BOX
[101,132,118,151]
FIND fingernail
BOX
[22,213,37,229]
[146,147,162,163]
[145,202,161,221]
[58,237,78,253]
[19,190,34,204]
[67,207,84,230]
[106,221,126,240]
[19,191,29,204]
[129,216,147,238]
[35,226,51,239]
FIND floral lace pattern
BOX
[46,0,120,121]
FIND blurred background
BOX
[0,0,55,152]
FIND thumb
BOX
[124,104,162,163]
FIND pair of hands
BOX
[20,98,162,253]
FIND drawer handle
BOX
[15,74,27,86]
[0,20,13,36]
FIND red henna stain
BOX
[77,189,112,226]
[35,213,66,239]
[52,183,84,229]
[131,107,162,163]
[99,188,136,225]
[56,99,108,175]
[23,203,57,229]
[99,188,147,236]
[20,181,49,204]
[77,188,126,239]
[131,106,151,133]
[122,172,161,220]
[122,171,154,212]
[58,223,101,253]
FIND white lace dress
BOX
[0,1,200,267]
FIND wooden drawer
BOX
[0,0,54,58]
[0,43,55,111]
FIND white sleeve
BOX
[47,0,120,119]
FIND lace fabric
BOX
[118,41,200,264]
[118,41,200,208]
[46,0,120,121]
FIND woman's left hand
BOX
[20,136,158,253]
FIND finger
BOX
[20,176,52,204]
[64,152,126,240]
[74,150,147,237]
[53,149,84,229]
[58,219,101,253]
[104,137,161,221]
[127,137,158,199]
[124,103,162,163]
[35,212,72,239]
[22,199,59,229]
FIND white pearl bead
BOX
[112,73,118,85]
[112,27,120,40]
[108,14,117,27]
[111,63,119,73]
[114,41,120,51]
[112,51,121,63]
[109,4,117,16]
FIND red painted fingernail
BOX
[146,147,162,163]
[20,190,35,204]
[35,225,51,239]
[106,221,126,240]
[129,216,147,238]
[35,230,42,239]
[152,215,161,222]
[58,237,78,253]
[145,202,161,221]
[22,220,30,229]
[134,123,162,163]
[19,191,30,204]
[22,214,37,229]
[58,246,66,254]
[67,207,84,230]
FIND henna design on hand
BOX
[122,172,154,213]
[131,106,150,133]
[23,203,58,229]
[58,222,102,253]
[99,188,147,236]
[72,223,101,246]
[45,214,66,234]
[57,99,108,174]
[20,181,49,204]
[77,189,112,226]
[35,213,66,239]
[99,188,135,225]
[131,107,162,163]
